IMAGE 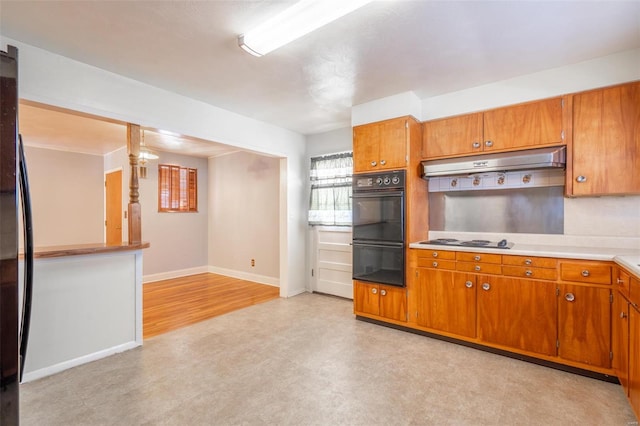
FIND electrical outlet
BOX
[251,259,255,267]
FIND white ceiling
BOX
[2,0,640,155]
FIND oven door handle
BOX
[352,241,404,248]
[352,191,404,199]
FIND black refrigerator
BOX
[1,45,34,426]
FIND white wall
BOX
[141,152,209,278]
[4,36,307,297]
[353,48,640,239]
[104,146,129,241]
[208,151,280,284]
[23,146,104,246]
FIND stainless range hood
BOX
[421,146,566,178]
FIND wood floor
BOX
[143,273,280,339]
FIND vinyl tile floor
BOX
[20,293,638,425]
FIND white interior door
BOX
[312,227,352,299]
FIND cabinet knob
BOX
[565,293,575,302]
[576,175,587,183]
[472,141,481,149]
[617,278,625,285]
[524,259,532,266]
[581,270,590,277]
[485,140,494,147]
[371,161,377,167]
[371,288,377,294]
[380,289,387,296]
[621,311,628,319]
[465,281,473,288]
[380,160,386,166]
[474,255,481,261]
[525,270,533,277]
[475,265,481,272]
[432,261,438,268]
[482,283,490,291]
[432,252,438,258]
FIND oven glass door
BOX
[352,191,404,243]
[352,242,404,287]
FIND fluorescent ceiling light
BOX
[238,0,373,57]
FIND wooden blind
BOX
[158,164,197,212]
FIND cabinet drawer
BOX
[616,269,631,298]
[416,250,456,260]
[502,255,557,269]
[418,259,456,270]
[631,276,640,308]
[502,266,558,281]
[457,262,502,275]
[456,252,502,264]
[560,261,612,285]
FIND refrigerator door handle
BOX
[18,134,33,383]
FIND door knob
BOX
[482,283,490,291]
[485,140,494,147]
[565,293,575,302]
[581,270,590,277]
[472,142,481,148]
[371,288,377,294]
[432,262,438,268]
[380,289,387,296]
[465,281,473,288]
[576,175,587,183]
[380,160,386,165]
[371,161,377,167]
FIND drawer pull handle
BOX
[432,252,438,258]
[475,265,481,272]
[380,289,386,296]
[525,270,533,277]
[524,259,532,266]
[621,311,627,319]
[617,278,624,285]
[432,261,438,268]
[565,293,575,302]
[371,288,377,294]
[474,255,481,261]
[380,160,386,166]
[371,161,377,167]
[465,281,473,288]
[482,283,490,291]
[581,270,590,277]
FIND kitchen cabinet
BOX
[422,97,564,159]
[557,283,611,368]
[612,291,630,392]
[416,268,476,338]
[353,280,407,322]
[570,81,640,196]
[629,304,640,419]
[353,116,416,172]
[477,275,557,356]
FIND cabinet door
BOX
[558,284,611,368]
[629,306,640,418]
[416,269,476,337]
[378,284,407,322]
[353,124,380,173]
[612,292,629,393]
[378,119,407,170]
[354,281,379,316]
[422,113,483,158]
[477,276,557,356]
[483,98,564,152]
[572,82,640,196]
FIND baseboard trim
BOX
[143,266,209,284]
[207,266,279,287]
[22,341,141,383]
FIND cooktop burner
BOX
[420,238,514,249]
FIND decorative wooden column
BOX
[127,123,142,244]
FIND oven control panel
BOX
[354,170,405,191]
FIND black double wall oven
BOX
[352,170,405,287]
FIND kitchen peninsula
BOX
[21,242,148,382]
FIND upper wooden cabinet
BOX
[353,116,419,173]
[422,97,565,159]
[570,81,640,196]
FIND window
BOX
[158,164,197,212]
[308,152,353,226]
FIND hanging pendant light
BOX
[139,130,159,179]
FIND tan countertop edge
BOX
[409,242,640,277]
[27,242,151,259]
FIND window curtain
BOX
[308,152,353,226]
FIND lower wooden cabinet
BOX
[557,284,611,368]
[477,276,557,356]
[612,291,630,392]
[416,269,476,338]
[354,281,407,322]
[630,305,640,419]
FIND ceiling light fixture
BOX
[238,0,373,57]
[138,130,159,179]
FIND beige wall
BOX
[208,151,280,281]
[23,146,104,246]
